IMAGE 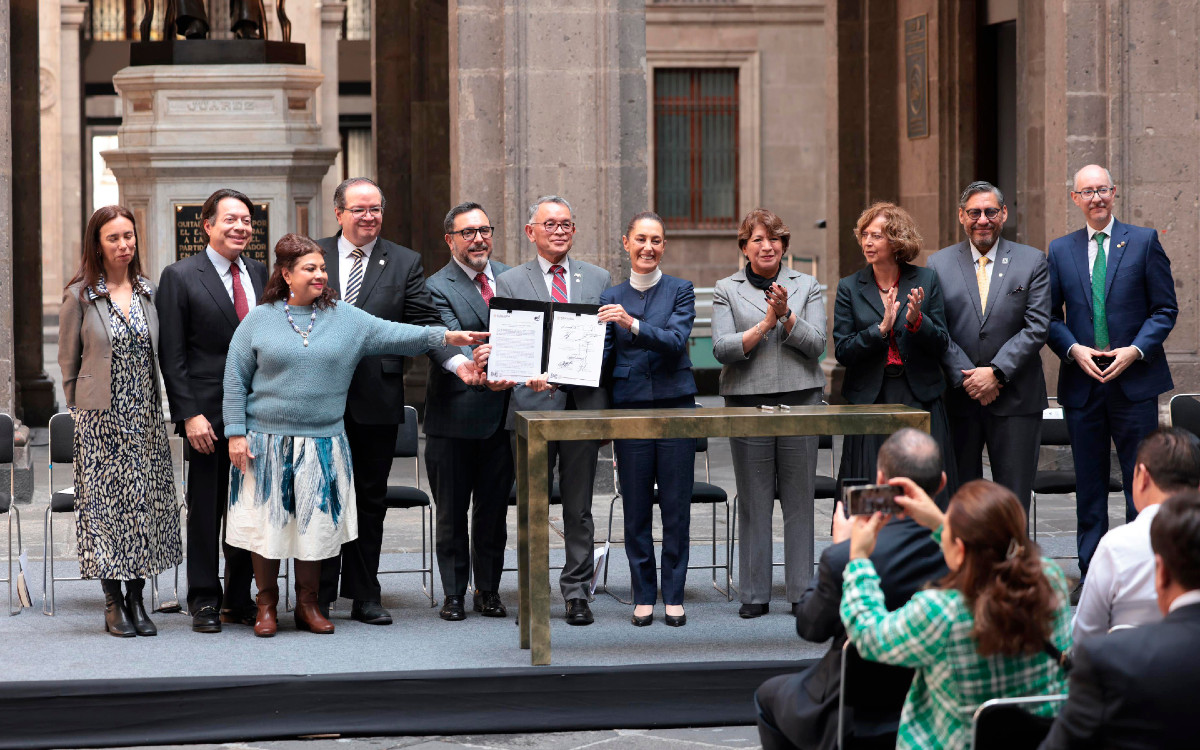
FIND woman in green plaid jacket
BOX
[840,478,1071,750]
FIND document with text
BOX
[486,306,545,384]
[546,308,606,387]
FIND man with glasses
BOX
[928,181,1050,512]
[315,177,471,624]
[423,202,513,622]
[492,195,611,625]
[1047,164,1178,604]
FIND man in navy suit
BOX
[424,202,513,622]
[1047,164,1178,602]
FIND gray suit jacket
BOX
[424,259,512,440]
[711,267,827,396]
[494,256,612,430]
[59,279,162,411]
[927,238,1050,417]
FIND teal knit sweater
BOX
[223,300,447,438]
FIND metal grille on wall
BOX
[654,68,739,230]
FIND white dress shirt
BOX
[1167,588,1200,614]
[336,234,379,296]
[442,259,496,373]
[1065,215,1142,360]
[204,246,250,303]
[536,254,570,302]
[1072,502,1162,642]
[970,243,997,285]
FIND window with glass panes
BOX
[654,68,739,229]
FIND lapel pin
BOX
[1118,241,1126,248]
[1002,257,1010,264]
[379,259,386,266]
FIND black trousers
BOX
[320,415,398,605]
[426,425,514,596]
[185,436,254,613]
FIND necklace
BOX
[873,275,898,292]
[285,304,318,347]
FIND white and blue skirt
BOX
[226,431,358,560]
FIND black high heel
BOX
[631,612,654,627]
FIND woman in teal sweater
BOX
[223,233,484,637]
[841,479,1071,750]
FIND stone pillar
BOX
[449,0,648,278]
[58,2,86,308]
[318,2,346,237]
[0,0,13,418]
[11,0,54,425]
[38,1,61,311]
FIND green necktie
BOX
[1092,231,1109,350]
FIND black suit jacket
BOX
[1039,602,1200,750]
[318,232,451,425]
[156,250,268,435]
[834,263,950,404]
[779,518,948,749]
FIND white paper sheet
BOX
[547,310,606,387]
[487,307,545,383]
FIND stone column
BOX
[0,0,13,418]
[318,2,346,237]
[58,2,86,310]
[38,0,61,311]
[449,0,648,279]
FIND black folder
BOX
[488,297,602,379]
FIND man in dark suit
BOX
[493,195,611,626]
[424,201,513,621]
[928,181,1050,511]
[1040,490,1200,750]
[157,188,268,633]
[756,428,949,750]
[1047,164,1178,601]
[315,177,469,625]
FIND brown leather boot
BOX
[251,554,281,638]
[293,560,334,634]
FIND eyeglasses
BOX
[455,226,494,240]
[1073,186,1113,199]
[964,207,1003,221]
[536,220,575,234]
[343,206,383,218]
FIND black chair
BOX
[1169,393,1200,439]
[970,694,1066,750]
[836,639,912,750]
[377,405,436,607]
[42,412,78,615]
[814,433,838,501]
[602,436,733,603]
[1031,399,1121,542]
[1,414,24,615]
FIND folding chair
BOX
[1031,398,1121,542]
[1168,393,1200,439]
[1,414,24,615]
[970,694,1066,750]
[836,639,913,750]
[376,405,436,606]
[42,412,78,615]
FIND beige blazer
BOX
[58,279,162,411]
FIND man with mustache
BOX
[423,202,513,621]
[928,181,1051,512]
[157,188,267,633]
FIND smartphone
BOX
[845,484,903,516]
[1092,354,1114,371]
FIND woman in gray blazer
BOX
[58,206,181,638]
[712,208,827,618]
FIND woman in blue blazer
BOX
[598,211,698,627]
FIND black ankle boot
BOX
[124,579,157,636]
[101,579,136,637]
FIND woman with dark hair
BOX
[712,208,827,618]
[222,233,485,637]
[834,201,958,505]
[842,479,1072,749]
[58,205,181,637]
[598,211,697,627]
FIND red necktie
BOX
[230,262,250,321]
[476,272,494,304]
[550,264,568,304]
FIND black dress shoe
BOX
[1070,580,1085,607]
[473,590,507,618]
[739,602,769,619]
[664,612,687,627]
[631,612,654,627]
[565,598,594,626]
[192,605,222,633]
[220,605,258,626]
[351,600,393,625]
[440,595,467,621]
[791,602,801,617]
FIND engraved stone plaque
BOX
[904,14,929,140]
[174,203,270,266]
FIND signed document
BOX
[547,309,606,387]
[487,307,545,383]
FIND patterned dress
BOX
[73,282,182,579]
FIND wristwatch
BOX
[989,364,1007,385]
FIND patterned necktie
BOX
[549,264,568,304]
[476,272,494,304]
[1092,232,1109,349]
[230,262,249,321]
[344,247,365,305]
[976,255,990,314]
